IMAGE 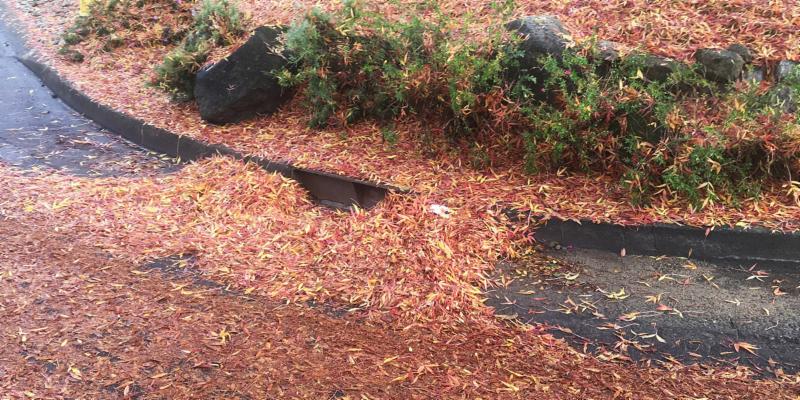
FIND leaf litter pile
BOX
[1,157,799,398]
[2,0,800,397]
[5,0,800,231]
[236,0,800,65]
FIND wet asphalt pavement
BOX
[0,13,175,176]
[488,247,800,376]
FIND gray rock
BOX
[597,40,620,63]
[194,26,293,124]
[641,54,682,82]
[506,15,573,63]
[694,48,744,83]
[743,66,765,83]
[506,15,573,91]
[771,85,797,114]
[776,60,798,82]
[595,40,620,76]
[726,43,754,64]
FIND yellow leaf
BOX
[563,272,580,281]
[52,199,71,210]
[501,381,520,392]
[619,312,639,321]
[605,288,629,300]
[433,240,453,258]
[383,355,399,364]
[733,341,758,355]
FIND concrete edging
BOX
[512,211,800,266]
[17,55,398,209]
[18,54,800,264]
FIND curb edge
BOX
[17,54,399,209]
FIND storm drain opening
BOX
[19,55,403,211]
[293,168,390,210]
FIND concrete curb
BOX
[18,53,800,264]
[17,55,400,209]
[505,209,800,265]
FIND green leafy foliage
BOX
[525,48,800,208]
[279,1,799,208]
[153,0,245,101]
[280,0,516,133]
[58,1,119,62]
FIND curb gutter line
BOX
[507,210,800,266]
[18,54,400,210]
[19,54,800,265]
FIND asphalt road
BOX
[0,13,175,176]
[488,247,800,376]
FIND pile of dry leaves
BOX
[2,0,800,396]
[2,158,799,397]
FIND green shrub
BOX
[153,0,245,101]
[280,0,515,132]
[381,126,399,146]
[527,46,799,208]
[58,46,85,63]
[189,0,245,45]
[281,1,799,208]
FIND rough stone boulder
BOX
[694,48,744,83]
[506,16,572,62]
[771,86,797,114]
[640,54,682,83]
[771,61,798,114]
[194,26,292,124]
[726,43,753,64]
[596,40,620,63]
[505,15,573,88]
[743,67,765,83]
[776,60,798,82]
[594,40,620,76]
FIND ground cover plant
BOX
[153,0,246,100]
[58,0,246,100]
[58,0,194,62]
[277,1,800,209]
